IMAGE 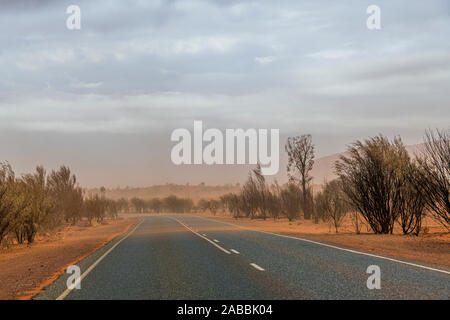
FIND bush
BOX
[335,135,410,234]
[315,180,349,233]
[412,129,449,230]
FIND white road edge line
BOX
[250,263,265,271]
[169,217,231,255]
[230,249,240,254]
[56,219,144,300]
[194,216,450,275]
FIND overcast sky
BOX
[1,0,449,187]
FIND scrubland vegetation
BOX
[0,166,118,246]
[1,129,448,247]
[198,129,450,235]
[119,129,448,236]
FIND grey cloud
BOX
[0,0,449,186]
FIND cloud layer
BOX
[0,0,449,186]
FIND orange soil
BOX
[197,213,450,268]
[0,218,138,300]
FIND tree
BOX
[105,199,119,219]
[197,199,210,213]
[117,198,129,213]
[241,171,259,219]
[131,197,145,213]
[252,164,269,220]
[182,198,194,213]
[149,198,162,213]
[84,194,106,225]
[335,135,409,234]
[15,166,53,243]
[209,199,219,215]
[163,195,183,213]
[267,182,282,220]
[392,163,425,235]
[315,180,349,233]
[48,166,83,225]
[229,194,242,219]
[0,163,16,243]
[280,183,302,221]
[285,135,315,219]
[412,129,449,229]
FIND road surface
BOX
[34,215,450,300]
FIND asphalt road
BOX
[34,215,450,300]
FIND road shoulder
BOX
[193,214,450,269]
[0,218,139,300]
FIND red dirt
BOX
[0,218,138,300]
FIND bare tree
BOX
[412,129,450,229]
[285,135,315,219]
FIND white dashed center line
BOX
[230,249,240,254]
[169,217,231,255]
[250,263,265,271]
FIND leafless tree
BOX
[285,135,315,219]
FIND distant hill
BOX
[89,144,425,200]
[89,183,241,201]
